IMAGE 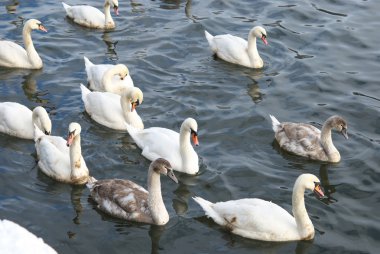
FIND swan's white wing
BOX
[0,41,30,68]
[82,90,126,130]
[87,64,112,90]
[0,102,33,139]
[131,127,182,170]
[211,198,299,241]
[212,34,250,65]
[0,219,57,254]
[36,135,71,181]
[65,5,105,28]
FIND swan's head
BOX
[251,26,268,45]
[327,115,348,139]
[115,64,129,81]
[105,0,119,15]
[181,118,199,146]
[151,158,178,183]
[66,122,82,147]
[296,174,324,198]
[126,87,143,112]
[33,106,52,135]
[26,19,47,32]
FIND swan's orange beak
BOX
[191,131,199,146]
[261,35,268,45]
[313,183,324,198]
[39,24,47,32]
[66,132,74,147]
[114,6,119,16]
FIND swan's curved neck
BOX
[147,167,169,225]
[292,182,314,239]
[320,122,340,161]
[70,135,84,181]
[32,109,42,132]
[23,24,42,68]
[102,67,118,92]
[179,128,195,168]
[103,2,114,28]
[247,32,262,66]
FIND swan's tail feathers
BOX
[33,124,45,142]
[86,176,98,189]
[83,56,93,68]
[62,2,71,11]
[204,30,216,52]
[80,83,91,101]
[193,196,224,225]
[269,114,281,133]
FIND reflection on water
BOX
[319,164,337,204]
[102,31,118,60]
[247,80,264,104]
[159,0,182,10]
[149,225,166,254]
[71,185,85,225]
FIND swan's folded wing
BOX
[91,179,152,223]
[212,34,248,64]
[212,199,298,241]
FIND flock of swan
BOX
[0,0,350,251]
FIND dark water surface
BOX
[1,0,379,253]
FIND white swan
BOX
[34,122,89,185]
[62,0,119,29]
[126,118,199,175]
[193,173,324,242]
[84,56,134,95]
[0,219,57,254]
[80,84,144,130]
[87,158,178,225]
[0,19,47,69]
[205,26,268,68]
[0,102,51,139]
[270,115,348,163]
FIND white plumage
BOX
[193,174,325,242]
[205,26,268,68]
[0,219,57,254]
[0,102,51,139]
[80,84,144,130]
[84,56,134,95]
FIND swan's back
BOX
[89,179,154,223]
[62,2,105,28]
[35,134,71,182]
[205,31,250,66]
[0,102,33,139]
[0,219,57,254]
[194,197,300,241]
[0,41,29,68]
[127,126,182,170]
[271,116,327,160]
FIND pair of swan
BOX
[0,102,51,139]
[205,26,268,68]
[62,0,119,29]
[193,173,324,242]
[34,122,89,184]
[0,219,57,254]
[87,158,177,225]
[127,118,200,175]
[84,56,134,95]
[270,115,348,163]
[0,19,47,69]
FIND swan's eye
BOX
[262,33,266,39]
